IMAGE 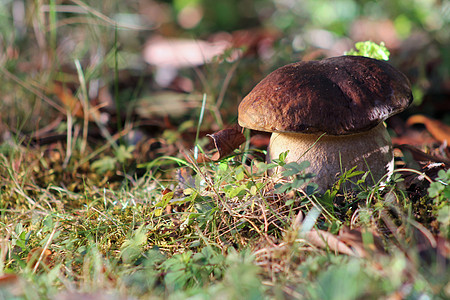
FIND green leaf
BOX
[291,178,306,189]
[437,169,450,181]
[305,183,318,195]
[436,204,449,237]
[256,162,277,173]
[272,151,289,166]
[286,199,295,206]
[274,183,291,194]
[92,156,117,174]
[144,248,166,267]
[345,41,390,61]
[356,171,369,185]
[120,225,148,264]
[297,160,311,171]
[282,161,310,177]
[115,144,135,163]
[227,184,247,198]
[428,182,444,198]
[235,168,245,181]
[282,168,299,177]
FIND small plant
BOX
[255,151,317,195]
[427,169,450,237]
[345,41,390,61]
[428,169,450,204]
[159,247,225,291]
[273,161,317,195]
[120,224,148,264]
[92,144,136,174]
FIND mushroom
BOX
[238,55,413,191]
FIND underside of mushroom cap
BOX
[238,56,413,135]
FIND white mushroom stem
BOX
[268,122,394,191]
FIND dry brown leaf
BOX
[0,273,23,297]
[407,114,450,146]
[338,226,386,257]
[176,167,195,189]
[53,82,103,121]
[214,28,280,58]
[53,82,84,118]
[395,144,450,166]
[303,229,357,256]
[161,187,172,195]
[391,130,437,146]
[0,273,19,285]
[207,125,246,161]
[27,247,52,268]
[195,152,212,163]
[250,134,270,148]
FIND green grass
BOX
[0,0,449,299]
[1,143,448,299]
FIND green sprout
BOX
[345,41,390,61]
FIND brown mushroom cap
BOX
[238,55,413,135]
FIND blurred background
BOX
[0,0,449,155]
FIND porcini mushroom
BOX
[238,55,413,191]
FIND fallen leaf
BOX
[53,82,105,122]
[0,273,23,297]
[0,273,19,285]
[27,247,52,268]
[176,167,195,189]
[407,114,450,146]
[250,134,270,148]
[162,188,172,195]
[195,152,212,163]
[213,28,280,58]
[395,144,450,167]
[136,91,203,118]
[401,161,447,192]
[207,125,246,161]
[391,129,437,146]
[292,210,304,229]
[143,36,231,68]
[338,226,386,257]
[302,229,357,256]
[53,82,84,118]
